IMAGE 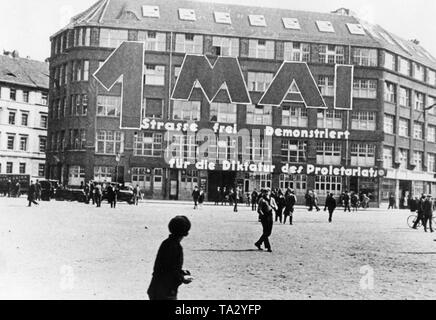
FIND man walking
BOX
[283,189,296,225]
[251,189,259,212]
[35,180,42,201]
[27,181,39,207]
[324,193,337,223]
[388,193,396,210]
[192,186,200,210]
[422,195,434,233]
[255,189,274,253]
[133,185,141,206]
[95,184,102,208]
[412,195,426,229]
[343,191,351,213]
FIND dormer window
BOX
[142,5,160,18]
[316,21,335,33]
[249,15,267,27]
[179,8,196,21]
[282,18,301,30]
[214,12,231,24]
[346,23,366,35]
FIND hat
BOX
[169,216,191,237]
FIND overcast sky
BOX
[1,0,435,61]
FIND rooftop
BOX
[0,55,49,89]
[55,0,436,69]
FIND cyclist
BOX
[412,194,426,230]
[423,195,434,233]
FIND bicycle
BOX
[407,214,436,229]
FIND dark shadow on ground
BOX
[193,249,263,253]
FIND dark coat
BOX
[148,235,186,300]
[28,184,36,201]
[106,186,115,202]
[192,190,200,201]
[251,191,258,204]
[423,199,433,217]
[325,196,337,211]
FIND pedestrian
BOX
[313,191,321,212]
[228,188,234,207]
[343,191,351,212]
[283,189,297,225]
[192,186,200,210]
[351,192,359,212]
[275,190,285,223]
[409,196,418,213]
[133,185,141,206]
[90,182,95,205]
[388,193,396,210]
[147,216,193,300]
[412,195,426,229]
[27,181,39,207]
[113,184,119,208]
[35,180,42,201]
[422,195,434,233]
[199,189,205,209]
[324,193,337,223]
[362,193,370,209]
[95,184,102,208]
[215,187,220,206]
[6,180,11,197]
[306,190,314,211]
[255,189,274,253]
[15,182,21,198]
[251,189,259,212]
[107,184,116,208]
[233,187,239,213]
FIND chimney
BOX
[11,50,19,58]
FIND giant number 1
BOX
[93,41,145,130]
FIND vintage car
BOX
[102,184,135,204]
[55,187,87,203]
[39,180,59,201]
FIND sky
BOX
[0,0,435,61]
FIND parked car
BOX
[39,180,59,201]
[102,184,135,204]
[55,187,86,203]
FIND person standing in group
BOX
[90,182,95,205]
[275,190,285,223]
[255,189,274,253]
[343,191,351,213]
[6,180,11,197]
[198,189,205,209]
[27,181,39,207]
[362,193,370,209]
[35,180,42,202]
[95,183,102,208]
[15,182,21,198]
[412,194,426,230]
[107,184,115,208]
[113,184,119,209]
[148,216,193,300]
[251,189,259,212]
[84,182,90,204]
[351,192,359,212]
[133,185,141,206]
[313,191,321,212]
[306,191,314,211]
[388,193,396,210]
[324,193,337,223]
[422,195,434,233]
[233,187,239,213]
[283,189,297,225]
[192,186,200,210]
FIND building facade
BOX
[0,54,49,181]
[47,0,436,206]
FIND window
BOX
[142,5,160,18]
[319,45,345,64]
[167,134,198,162]
[21,113,28,126]
[6,162,13,174]
[138,31,166,51]
[399,87,411,107]
[399,118,409,137]
[353,79,377,99]
[384,115,395,134]
[212,37,239,57]
[68,166,85,186]
[96,130,123,154]
[282,105,308,127]
[413,151,423,171]
[282,18,301,30]
[351,144,376,166]
[279,174,307,193]
[248,15,267,27]
[283,42,310,62]
[132,167,151,190]
[175,33,203,54]
[8,112,16,125]
[246,105,272,125]
[97,95,121,117]
[316,21,335,33]
[83,61,89,81]
[383,147,393,169]
[414,92,425,111]
[134,132,163,157]
[154,168,163,190]
[316,142,341,165]
[94,166,113,183]
[351,112,376,131]
[248,39,274,59]
[247,72,273,92]
[413,63,425,82]
[178,8,196,21]
[428,96,436,115]
[428,153,436,173]
[19,163,26,174]
[99,29,128,48]
[318,76,334,96]
[398,149,409,169]
[23,91,29,103]
[214,12,231,24]
[428,125,436,143]
[41,92,48,106]
[281,140,307,163]
[413,122,423,140]
[40,115,48,128]
[315,176,342,196]
[346,23,366,35]
[210,103,237,123]
[398,57,411,76]
[173,101,201,121]
[142,98,163,119]
[352,48,377,66]
[82,94,88,116]
[144,65,165,86]
[247,137,272,162]
[80,129,86,149]
[39,137,47,152]
[38,164,45,177]
[384,82,396,103]
[428,69,436,86]
[19,136,28,151]
[384,52,396,71]
[7,135,14,150]
[317,110,343,129]
[10,88,16,101]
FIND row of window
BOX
[0,87,48,105]
[0,162,45,176]
[50,94,88,119]
[383,147,436,172]
[2,134,47,153]
[49,129,87,152]
[384,51,435,83]
[4,110,48,129]
[384,81,435,111]
[383,115,436,141]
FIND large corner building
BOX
[47,0,436,206]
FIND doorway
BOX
[208,171,236,201]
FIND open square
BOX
[0,199,435,300]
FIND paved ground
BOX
[0,197,435,300]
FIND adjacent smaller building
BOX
[0,53,49,181]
